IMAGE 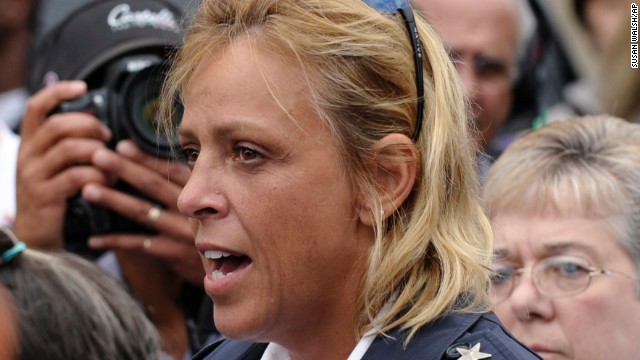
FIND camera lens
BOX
[131,81,164,143]
[140,97,161,137]
[120,62,179,158]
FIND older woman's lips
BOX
[529,344,562,359]
[203,250,253,296]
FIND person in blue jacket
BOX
[159,0,541,359]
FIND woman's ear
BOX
[358,133,417,226]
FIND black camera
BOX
[53,54,180,249]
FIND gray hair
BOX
[0,245,163,359]
[483,115,640,294]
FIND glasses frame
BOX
[363,0,424,142]
[490,255,637,302]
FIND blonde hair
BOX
[483,116,640,288]
[161,0,492,342]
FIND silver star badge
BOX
[456,343,492,360]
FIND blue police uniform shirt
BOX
[192,311,541,360]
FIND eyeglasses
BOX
[490,255,636,302]
[363,0,424,142]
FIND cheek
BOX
[553,301,606,355]
[189,218,198,232]
[494,302,516,327]
[245,176,358,288]
[555,293,626,340]
[241,179,342,247]
[250,185,355,268]
[555,286,640,358]
[478,92,511,121]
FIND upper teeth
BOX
[204,250,232,259]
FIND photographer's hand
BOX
[83,140,203,285]
[80,140,196,359]
[14,81,111,249]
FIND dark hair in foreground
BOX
[0,228,163,360]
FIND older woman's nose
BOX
[507,271,554,322]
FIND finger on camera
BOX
[88,234,147,251]
[35,112,111,151]
[17,113,106,166]
[18,166,106,205]
[49,167,109,200]
[21,81,88,138]
[92,148,182,206]
[39,138,109,178]
[81,183,190,238]
[19,113,110,165]
[18,139,107,186]
[88,234,196,262]
[116,140,190,186]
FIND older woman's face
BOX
[491,210,640,360]
[177,38,372,345]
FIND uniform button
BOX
[444,342,471,359]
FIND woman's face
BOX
[491,210,640,360]
[177,38,373,346]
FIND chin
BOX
[213,309,269,341]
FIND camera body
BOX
[53,54,178,248]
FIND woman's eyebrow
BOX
[492,248,511,261]
[542,241,597,258]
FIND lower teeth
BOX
[212,270,233,280]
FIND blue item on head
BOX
[362,0,424,141]
[363,0,411,13]
[0,227,26,265]
[0,242,26,265]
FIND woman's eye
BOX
[181,148,200,164]
[490,267,514,285]
[551,261,588,278]
[233,146,262,162]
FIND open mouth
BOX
[204,250,252,280]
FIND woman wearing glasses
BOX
[156,0,540,359]
[483,115,640,359]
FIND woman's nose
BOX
[507,271,554,321]
[177,160,228,220]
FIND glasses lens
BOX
[534,256,592,297]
